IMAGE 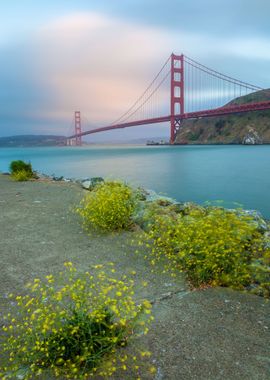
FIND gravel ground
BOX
[0,174,269,379]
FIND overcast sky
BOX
[0,0,270,142]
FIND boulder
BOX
[241,209,269,232]
[81,177,104,191]
[242,126,262,145]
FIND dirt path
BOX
[0,174,269,379]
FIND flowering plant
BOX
[1,262,153,379]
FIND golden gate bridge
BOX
[67,53,270,145]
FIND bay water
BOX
[0,145,269,218]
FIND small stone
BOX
[52,175,64,181]
[81,180,91,189]
[81,177,104,190]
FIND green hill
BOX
[174,89,270,144]
[0,135,66,147]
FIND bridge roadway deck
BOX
[68,100,270,139]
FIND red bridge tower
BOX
[74,111,82,146]
[170,54,184,144]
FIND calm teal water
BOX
[1,145,270,218]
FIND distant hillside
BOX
[175,89,270,144]
[0,135,66,147]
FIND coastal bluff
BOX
[0,174,269,379]
[175,89,270,145]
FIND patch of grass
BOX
[0,262,153,379]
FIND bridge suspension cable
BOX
[110,56,171,125]
[184,55,262,91]
[183,55,263,113]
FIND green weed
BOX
[0,262,153,379]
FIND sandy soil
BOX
[0,174,269,379]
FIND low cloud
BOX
[30,12,173,130]
[0,10,269,138]
[224,37,270,61]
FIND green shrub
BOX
[142,207,269,292]
[11,169,33,181]
[9,160,33,175]
[76,181,137,231]
[249,250,270,297]
[0,262,153,379]
[9,160,34,181]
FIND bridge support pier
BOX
[171,118,182,143]
[170,53,184,144]
[66,138,75,146]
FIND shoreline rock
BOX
[33,171,270,224]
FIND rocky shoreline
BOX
[35,171,270,223]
